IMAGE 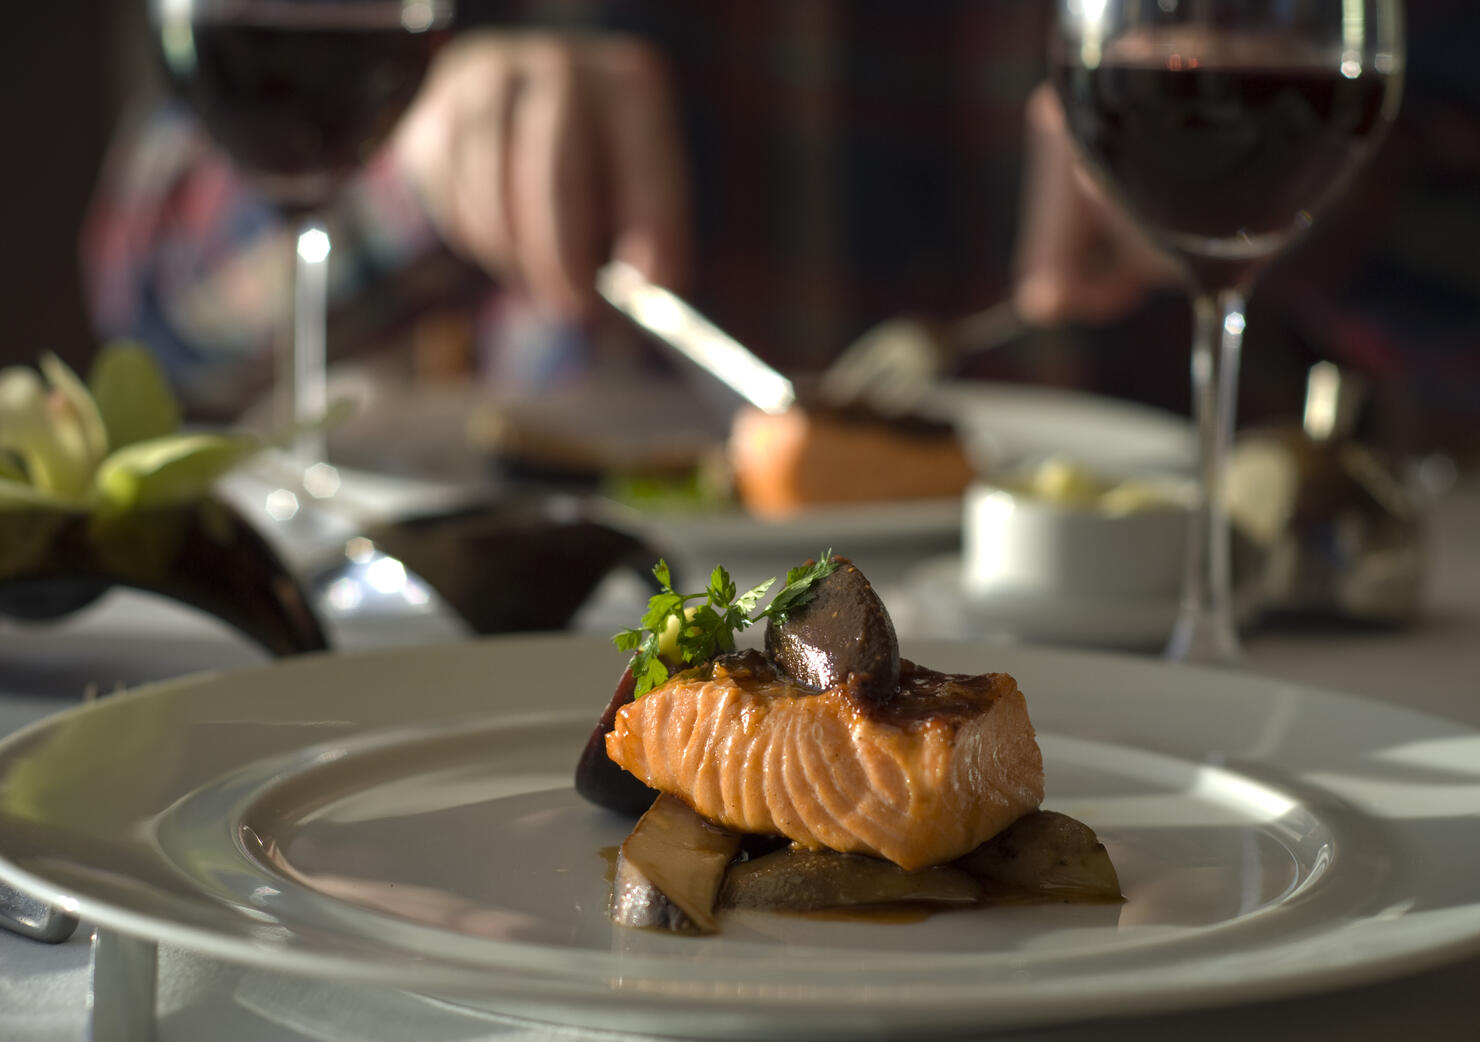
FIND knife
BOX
[596,261,797,415]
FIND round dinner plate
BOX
[3,636,1479,1039]
[934,380,1196,477]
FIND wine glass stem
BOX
[291,218,331,463]
[1166,287,1246,666]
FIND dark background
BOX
[4,5,1474,458]
[0,4,149,372]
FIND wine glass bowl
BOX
[153,0,453,211]
[1054,6,1400,284]
[1050,0,1403,664]
[149,0,455,456]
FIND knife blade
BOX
[596,261,796,415]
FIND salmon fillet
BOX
[605,651,1044,871]
[729,405,975,518]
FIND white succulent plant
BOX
[0,345,259,512]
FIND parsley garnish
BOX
[613,551,839,696]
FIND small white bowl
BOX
[961,474,1193,603]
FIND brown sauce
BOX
[974,883,1127,908]
[793,902,940,924]
[778,887,1123,924]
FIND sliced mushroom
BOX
[610,794,742,934]
[612,854,699,933]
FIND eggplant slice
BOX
[956,811,1123,902]
[719,847,981,912]
[575,665,659,816]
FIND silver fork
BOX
[819,299,1025,415]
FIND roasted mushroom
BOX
[764,555,900,702]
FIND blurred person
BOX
[83,1,1479,452]
[85,3,1050,419]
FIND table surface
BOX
[2,478,1477,1042]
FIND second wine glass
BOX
[1051,0,1403,664]
[152,0,455,462]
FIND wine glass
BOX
[149,0,455,464]
[1051,0,1403,664]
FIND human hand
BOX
[392,31,692,317]
[1012,83,1183,326]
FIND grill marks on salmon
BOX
[605,653,1044,871]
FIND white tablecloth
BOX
[2,480,1478,1042]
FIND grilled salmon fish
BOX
[605,650,1044,872]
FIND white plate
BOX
[935,380,1195,476]
[6,636,1477,1039]
[613,496,966,593]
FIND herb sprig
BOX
[613,551,839,696]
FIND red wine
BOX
[1055,62,1389,259]
[161,21,448,210]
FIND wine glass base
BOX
[1164,608,1243,667]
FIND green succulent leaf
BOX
[0,452,25,484]
[94,432,260,511]
[40,354,109,464]
[1,349,277,518]
[88,342,181,450]
[0,475,66,508]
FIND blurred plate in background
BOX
[935,381,1196,477]
[258,372,1199,636]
